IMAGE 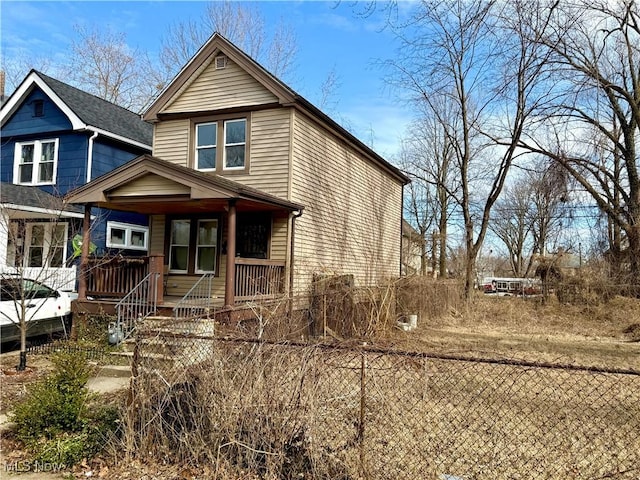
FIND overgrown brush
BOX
[11,351,120,466]
[124,342,354,478]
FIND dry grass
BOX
[122,338,640,479]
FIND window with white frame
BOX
[169,219,191,273]
[194,117,247,172]
[23,222,68,268]
[106,222,148,251]
[196,219,218,273]
[195,122,217,170]
[223,119,246,169]
[168,218,219,274]
[14,139,58,185]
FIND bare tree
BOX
[158,1,297,87]
[489,179,534,277]
[1,193,79,371]
[400,104,460,277]
[514,0,640,282]
[63,25,158,112]
[386,0,550,297]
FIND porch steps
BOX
[118,316,216,372]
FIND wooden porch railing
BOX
[86,256,149,298]
[235,258,285,301]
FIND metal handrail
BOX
[112,272,159,344]
[173,273,215,321]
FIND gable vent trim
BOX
[215,55,227,69]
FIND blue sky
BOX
[1,0,415,161]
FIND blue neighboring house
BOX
[0,70,153,290]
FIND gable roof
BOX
[143,33,409,185]
[0,182,83,218]
[0,70,153,149]
[65,154,304,212]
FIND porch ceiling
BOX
[95,196,288,214]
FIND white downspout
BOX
[86,130,98,183]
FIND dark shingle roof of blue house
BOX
[0,182,83,214]
[35,71,153,147]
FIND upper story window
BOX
[13,139,58,185]
[196,122,217,171]
[193,116,248,174]
[106,221,149,251]
[33,100,44,117]
[224,119,246,169]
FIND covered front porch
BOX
[65,155,303,314]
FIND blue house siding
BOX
[1,88,72,137]
[91,139,147,180]
[1,71,154,288]
[0,132,88,195]
[90,208,149,257]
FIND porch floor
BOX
[73,295,227,317]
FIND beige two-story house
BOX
[66,33,408,308]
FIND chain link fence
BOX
[125,320,640,479]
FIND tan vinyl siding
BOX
[227,109,290,198]
[149,215,165,255]
[153,120,190,166]
[271,214,289,262]
[164,59,278,113]
[151,109,291,197]
[109,174,190,197]
[291,112,403,293]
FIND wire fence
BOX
[125,323,640,480]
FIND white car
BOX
[0,277,73,343]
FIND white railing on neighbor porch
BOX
[0,265,77,291]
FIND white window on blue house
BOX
[106,222,148,251]
[13,139,58,185]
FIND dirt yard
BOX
[0,293,638,479]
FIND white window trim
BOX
[222,119,247,170]
[106,221,148,251]
[169,219,190,274]
[23,222,68,268]
[195,219,218,274]
[195,122,217,172]
[13,138,59,186]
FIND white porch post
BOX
[0,209,8,266]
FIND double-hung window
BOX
[194,117,247,173]
[196,122,217,171]
[19,222,68,268]
[168,219,219,274]
[14,139,58,185]
[223,119,246,169]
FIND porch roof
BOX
[1,182,85,219]
[64,154,304,214]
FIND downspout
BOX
[86,130,98,183]
[288,209,304,303]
